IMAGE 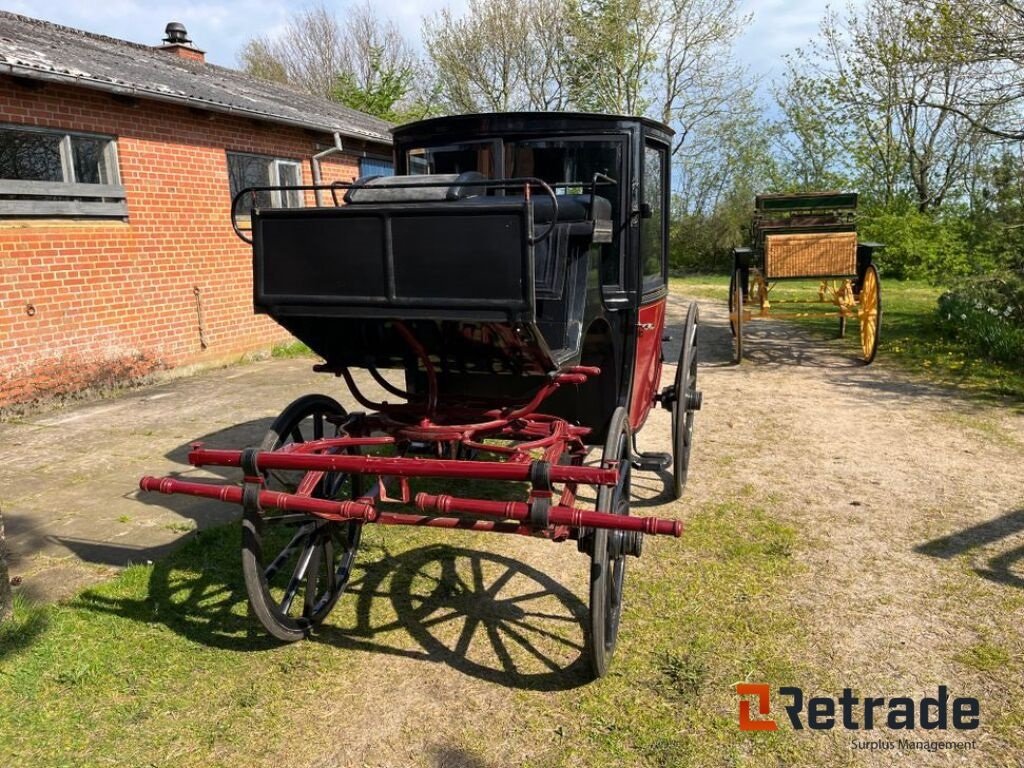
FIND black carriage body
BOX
[250,112,674,443]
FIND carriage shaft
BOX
[188,447,619,486]
[139,476,377,522]
[415,493,682,537]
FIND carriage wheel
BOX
[857,264,882,364]
[587,406,632,678]
[242,394,363,642]
[729,270,744,364]
[671,302,700,499]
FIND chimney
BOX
[158,22,206,63]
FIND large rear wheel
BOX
[587,406,632,678]
[858,264,882,364]
[241,394,363,642]
[729,270,744,364]
[671,302,700,499]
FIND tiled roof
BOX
[0,11,393,145]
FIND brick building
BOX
[0,12,394,410]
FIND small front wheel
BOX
[242,394,362,642]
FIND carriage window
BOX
[506,139,623,284]
[641,143,666,289]
[407,143,495,176]
[228,152,302,213]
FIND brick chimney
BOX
[158,22,205,63]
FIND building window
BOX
[227,152,303,214]
[0,125,125,218]
[360,156,394,177]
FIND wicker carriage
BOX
[730,192,883,363]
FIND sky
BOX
[5,0,836,97]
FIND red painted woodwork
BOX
[629,296,667,429]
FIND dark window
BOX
[506,138,623,285]
[360,157,394,177]
[227,152,303,213]
[0,126,124,218]
[406,142,495,176]
[641,143,666,289]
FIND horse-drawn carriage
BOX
[730,192,883,363]
[140,112,701,678]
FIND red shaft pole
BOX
[416,493,682,537]
[188,448,618,486]
[375,512,532,535]
[139,476,378,522]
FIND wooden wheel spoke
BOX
[280,538,317,615]
[263,522,316,581]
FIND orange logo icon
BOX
[737,684,778,731]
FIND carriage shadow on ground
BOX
[72,525,592,691]
[915,507,1024,590]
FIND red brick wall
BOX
[0,77,384,409]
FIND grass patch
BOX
[0,486,826,767]
[956,641,1011,672]
[269,340,315,359]
[671,275,1024,401]
[523,500,826,768]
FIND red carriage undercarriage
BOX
[140,112,701,679]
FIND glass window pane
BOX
[228,153,273,212]
[360,157,394,177]
[70,136,111,184]
[406,144,493,176]
[0,129,64,181]
[641,144,665,284]
[275,161,302,207]
[505,139,623,285]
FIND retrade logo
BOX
[736,685,980,732]
[737,684,778,731]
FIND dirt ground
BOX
[2,289,1023,766]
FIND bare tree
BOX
[424,0,573,112]
[239,2,425,117]
[240,4,349,98]
[899,0,1024,140]
[785,0,983,211]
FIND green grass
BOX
[0,490,824,767]
[524,501,824,768]
[672,275,1024,401]
[956,641,1011,672]
[269,340,315,359]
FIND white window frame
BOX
[227,151,304,211]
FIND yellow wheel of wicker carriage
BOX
[857,264,881,363]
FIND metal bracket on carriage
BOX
[376,475,411,504]
[528,460,553,529]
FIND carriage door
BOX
[629,140,669,430]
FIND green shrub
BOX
[937,273,1024,368]
[859,204,991,281]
